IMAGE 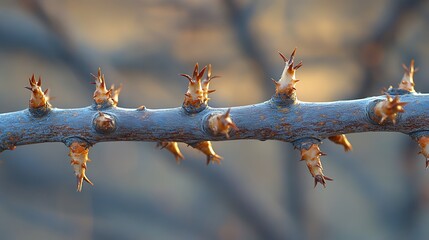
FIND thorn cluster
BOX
[157,142,184,164]
[300,144,332,188]
[181,63,207,111]
[208,109,239,138]
[68,142,93,192]
[272,48,302,98]
[26,75,50,109]
[328,134,353,152]
[374,94,407,124]
[398,60,418,92]
[92,68,121,108]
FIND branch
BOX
[1,93,428,148]
[1,49,427,191]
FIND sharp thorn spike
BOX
[278,51,287,62]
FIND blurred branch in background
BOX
[355,0,423,98]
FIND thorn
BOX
[328,134,353,152]
[198,65,207,80]
[294,61,303,70]
[69,142,93,192]
[192,141,223,165]
[180,74,193,82]
[84,175,94,185]
[271,78,280,86]
[193,63,199,79]
[157,142,185,163]
[278,51,287,62]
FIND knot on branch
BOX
[26,74,51,116]
[272,48,302,104]
[93,112,117,134]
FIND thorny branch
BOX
[0,49,428,191]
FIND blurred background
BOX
[0,0,428,239]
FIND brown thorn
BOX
[180,74,193,82]
[84,175,94,185]
[278,51,287,62]
[271,78,280,86]
[193,63,199,79]
[198,65,207,80]
[288,47,297,65]
[30,74,36,84]
[294,61,303,70]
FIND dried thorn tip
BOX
[157,142,185,164]
[192,141,223,165]
[328,134,353,152]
